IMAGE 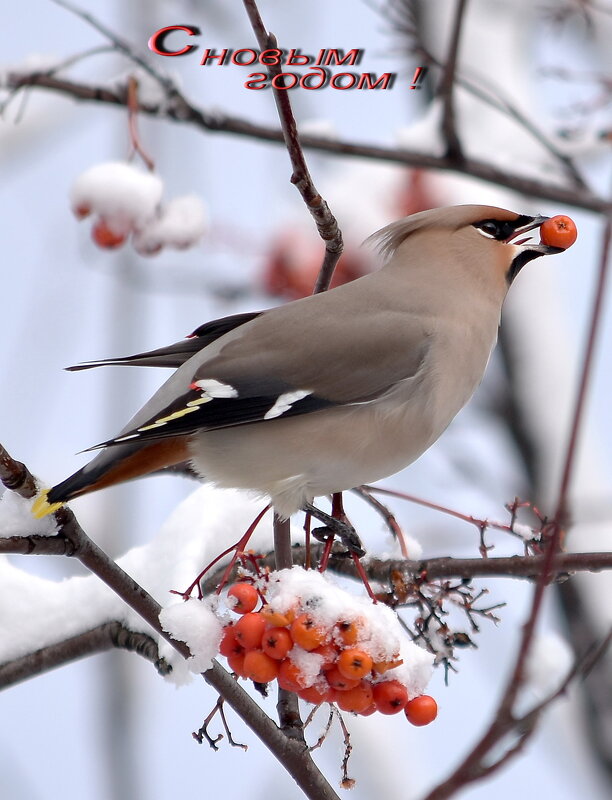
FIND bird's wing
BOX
[66,311,263,370]
[90,286,431,449]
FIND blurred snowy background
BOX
[2,0,612,798]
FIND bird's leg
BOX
[303,493,365,558]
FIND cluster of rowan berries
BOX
[70,162,207,256]
[219,580,438,726]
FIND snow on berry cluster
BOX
[220,567,437,725]
[70,161,207,255]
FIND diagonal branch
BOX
[241,0,343,292]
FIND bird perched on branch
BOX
[33,205,569,521]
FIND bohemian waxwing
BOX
[34,205,563,520]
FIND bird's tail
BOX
[32,437,190,518]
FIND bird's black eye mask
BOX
[472,215,533,241]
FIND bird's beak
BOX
[505,215,564,256]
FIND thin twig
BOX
[352,486,410,557]
[437,0,468,160]
[50,0,177,94]
[241,0,343,292]
[126,76,155,170]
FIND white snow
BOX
[159,598,223,675]
[132,194,207,254]
[512,523,537,540]
[262,567,434,696]
[0,489,58,538]
[299,119,337,139]
[0,485,275,679]
[70,161,164,227]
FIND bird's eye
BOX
[474,220,500,239]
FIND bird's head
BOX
[370,204,566,289]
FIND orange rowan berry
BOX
[334,618,363,647]
[227,583,259,614]
[260,605,293,627]
[336,681,374,713]
[243,650,280,683]
[227,650,247,677]
[92,218,127,249]
[337,648,373,680]
[277,658,309,692]
[261,626,293,660]
[373,680,409,715]
[233,612,267,650]
[540,215,577,249]
[326,666,360,692]
[219,624,243,658]
[298,683,334,705]
[404,695,438,726]
[290,614,328,651]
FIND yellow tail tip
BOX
[32,490,64,519]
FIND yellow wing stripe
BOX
[138,404,202,433]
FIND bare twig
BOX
[352,486,410,558]
[437,0,468,160]
[126,76,155,170]
[241,0,343,292]
[50,0,177,94]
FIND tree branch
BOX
[5,71,610,214]
[0,622,171,690]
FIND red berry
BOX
[277,658,309,692]
[404,695,438,726]
[337,648,373,680]
[290,614,328,651]
[326,666,360,692]
[233,612,267,650]
[91,218,127,249]
[227,583,259,614]
[227,650,247,677]
[298,682,334,705]
[372,680,409,715]
[311,643,338,671]
[539,215,577,249]
[219,625,243,658]
[335,681,374,713]
[261,626,293,660]
[242,650,280,683]
[334,618,363,647]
